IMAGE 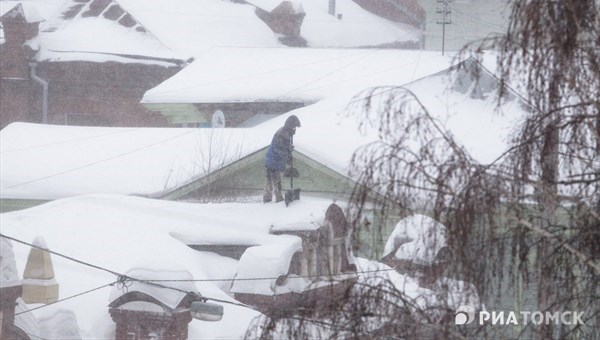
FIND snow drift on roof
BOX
[29,0,185,64]
[142,47,453,104]
[0,123,269,199]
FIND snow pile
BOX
[231,240,302,295]
[37,309,82,340]
[382,214,448,266]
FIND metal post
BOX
[436,0,452,55]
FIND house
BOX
[0,0,425,129]
[0,0,187,128]
[142,48,452,127]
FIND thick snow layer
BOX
[38,14,180,63]
[15,298,41,340]
[1,195,339,338]
[247,0,421,47]
[1,237,21,287]
[143,48,453,103]
[108,268,199,309]
[299,0,421,48]
[230,240,302,295]
[382,214,447,266]
[37,309,82,340]
[354,257,432,305]
[117,0,281,57]
[0,123,269,199]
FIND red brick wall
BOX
[1,58,181,128]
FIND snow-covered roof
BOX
[142,47,453,104]
[1,237,21,288]
[14,298,41,340]
[294,0,421,47]
[116,0,281,57]
[109,268,199,310]
[230,242,302,296]
[382,214,448,266]
[0,123,269,199]
[1,58,526,201]
[2,0,421,61]
[4,194,337,338]
[26,0,185,65]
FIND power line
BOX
[1,128,141,154]
[1,233,255,313]
[273,30,422,100]
[0,130,195,191]
[1,233,399,285]
[146,49,384,96]
[15,281,117,316]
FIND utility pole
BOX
[436,0,452,55]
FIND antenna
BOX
[436,0,452,55]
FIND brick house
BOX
[0,0,186,129]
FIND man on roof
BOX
[263,115,301,203]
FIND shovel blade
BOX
[284,188,301,206]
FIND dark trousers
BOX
[264,168,282,201]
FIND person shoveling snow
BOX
[263,115,301,203]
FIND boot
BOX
[274,191,284,203]
[263,192,272,203]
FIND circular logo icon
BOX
[455,305,475,325]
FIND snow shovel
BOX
[284,149,300,207]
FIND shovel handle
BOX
[290,136,294,189]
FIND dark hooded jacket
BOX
[264,116,300,171]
